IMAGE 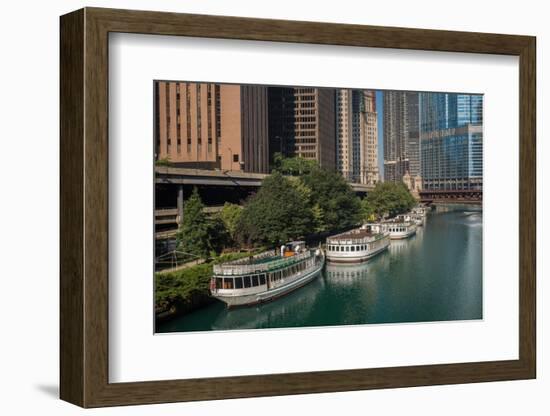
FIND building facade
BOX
[336,89,353,180]
[268,87,337,171]
[383,91,420,184]
[420,93,483,190]
[155,81,269,173]
[360,90,380,185]
[336,89,379,184]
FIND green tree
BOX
[155,156,172,167]
[366,182,416,218]
[301,167,362,231]
[360,198,376,222]
[218,203,243,242]
[176,188,211,259]
[236,172,314,246]
[272,153,318,176]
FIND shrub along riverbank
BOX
[155,251,263,323]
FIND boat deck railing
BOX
[327,227,386,245]
[213,250,312,276]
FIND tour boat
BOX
[325,224,390,263]
[380,220,417,239]
[210,241,325,308]
[410,206,429,226]
[397,212,424,226]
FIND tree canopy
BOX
[272,152,318,176]
[218,203,242,243]
[236,172,314,246]
[176,188,212,259]
[301,167,362,231]
[363,182,416,219]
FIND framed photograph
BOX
[60,7,536,408]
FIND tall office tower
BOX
[155,81,269,173]
[360,90,380,185]
[350,90,362,182]
[405,92,421,177]
[336,90,379,184]
[420,93,483,190]
[268,87,337,171]
[383,91,420,183]
[336,89,353,180]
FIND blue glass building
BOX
[420,93,483,190]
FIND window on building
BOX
[233,154,239,163]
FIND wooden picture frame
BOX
[60,7,536,408]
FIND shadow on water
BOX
[157,206,482,333]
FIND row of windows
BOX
[386,226,408,232]
[328,244,371,252]
[216,260,312,290]
[216,273,267,290]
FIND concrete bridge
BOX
[155,166,374,193]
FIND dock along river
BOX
[157,204,482,333]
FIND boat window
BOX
[252,275,259,287]
[351,246,355,252]
[345,246,349,252]
[223,278,234,289]
[216,278,223,289]
[234,277,243,289]
[244,276,251,288]
[259,274,266,285]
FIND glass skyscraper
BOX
[420,93,483,190]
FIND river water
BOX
[157,205,482,333]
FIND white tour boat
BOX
[410,206,429,226]
[325,224,390,263]
[397,212,424,226]
[210,241,325,307]
[380,219,417,239]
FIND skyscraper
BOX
[383,91,420,183]
[268,87,337,171]
[420,93,483,190]
[360,90,380,185]
[336,89,353,180]
[336,90,379,184]
[155,81,269,173]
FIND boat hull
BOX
[389,229,416,239]
[213,256,325,308]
